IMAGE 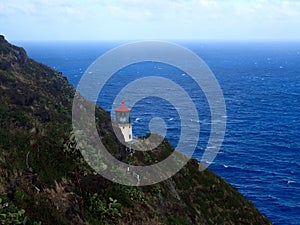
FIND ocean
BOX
[17,40,300,225]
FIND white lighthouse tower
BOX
[115,100,133,142]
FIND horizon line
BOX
[10,38,300,43]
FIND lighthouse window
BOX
[129,134,131,139]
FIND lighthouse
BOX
[115,100,133,142]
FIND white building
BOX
[115,100,133,142]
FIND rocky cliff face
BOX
[0,36,272,225]
[0,35,27,70]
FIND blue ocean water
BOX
[17,41,300,225]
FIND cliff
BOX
[0,35,272,225]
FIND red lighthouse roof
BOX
[115,100,131,112]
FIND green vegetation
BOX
[85,193,122,225]
[0,35,272,224]
[0,194,28,225]
[0,194,42,225]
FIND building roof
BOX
[115,100,131,112]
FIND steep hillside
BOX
[0,35,272,225]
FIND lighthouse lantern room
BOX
[115,100,133,142]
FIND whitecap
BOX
[190,119,200,123]
[287,180,296,184]
[204,160,215,164]
[267,195,278,200]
